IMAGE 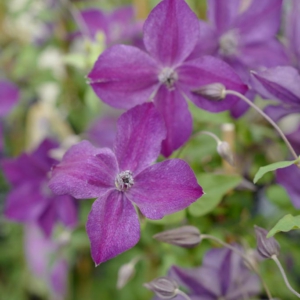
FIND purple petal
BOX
[287,125,300,155]
[5,182,48,222]
[230,89,255,119]
[207,0,241,33]
[264,105,300,122]
[49,141,118,199]
[37,200,56,237]
[0,79,19,117]
[179,56,248,112]
[80,8,107,40]
[88,45,159,109]
[238,39,288,69]
[50,259,68,297]
[154,86,192,157]
[55,195,78,228]
[276,165,300,209]
[250,66,300,104]
[143,0,200,66]
[127,159,203,219]
[114,103,166,174]
[236,0,282,44]
[86,191,140,265]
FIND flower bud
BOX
[217,141,235,166]
[153,225,201,248]
[192,83,226,101]
[116,257,139,289]
[254,225,280,259]
[144,277,179,299]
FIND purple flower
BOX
[277,164,300,208]
[159,247,260,300]
[25,224,69,298]
[2,139,78,236]
[250,66,300,122]
[196,0,288,118]
[49,103,203,265]
[87,0,247,157]
[80,6,143,47]
[0,79,19,117]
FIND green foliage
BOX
[268,214,300,238]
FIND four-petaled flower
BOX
[49,103,203,265]
[2,139,78,236]
[87,0,247,157]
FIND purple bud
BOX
[192,83,226,101]
[144,277,179,299]
[153,225,201,248]
[254,226,280,259]
[217,141,235,166]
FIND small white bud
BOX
[217,141,235,166]
[117,257,139,289]
[192,83,226,101]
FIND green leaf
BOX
[188,174,242,217]
[268,214,300,237]
[149,210,186,225]
[253,160,296,184]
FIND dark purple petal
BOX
[207,0,240,33]
[277,164,300,208]
[179,56,247,112]
[236,0,282,44]
[80,8,108,40]
[154,86,192,157]
[37,200,56,237]
[230,89,255,119]
[55,195,78,228]
[264,105,300,122]
[88,45,159,109]
[86,191,140,265]
[250,66,300,105]
[114,103,166,174]
[287,125,300,155]
[127,159,203,219]
[5,182,48,222]
[0,79,19,117]
[143,0,200,66]
[49,141,118,199]
[170,265,219,297]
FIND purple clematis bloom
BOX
[49,103,203,265]
[2,139,78,236]
[250,66,300,122]
[87,0,247,157]
[195,0,288,118]
[80,6,143,47]
[25,224,69,298]
[277,164,300,208]
[155,247,260,300]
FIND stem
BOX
[177,290,191,300]
[272,255,300,298]
[225,90,298,161]
[202,234,273,300]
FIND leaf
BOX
[253,160,297,184]
[268,214,300,237]
[149,210,186,225]
[188,174,242,217]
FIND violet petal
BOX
[55,194,78,229]
[86,191,140,265]
[143,0,200,66]
[0,79,19,117]
[88,45,159,109]
[114,103,166,175]
[154,86,192,157]
[49,141,118,199]
[179,56,247,112]
[127,159,203,220]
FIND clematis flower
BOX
[2,139,78,236]
[80,6,143,47]
[195,0,288,118]
[155,247,260,300]
[250,66,300,122]
[49,103,203,265]
[25,224,69,298]
[87,0,247,157]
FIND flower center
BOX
[219,30,239,57]
[158,67,178,90]
[115,170,134,191]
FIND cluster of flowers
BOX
[1,0,300,298]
